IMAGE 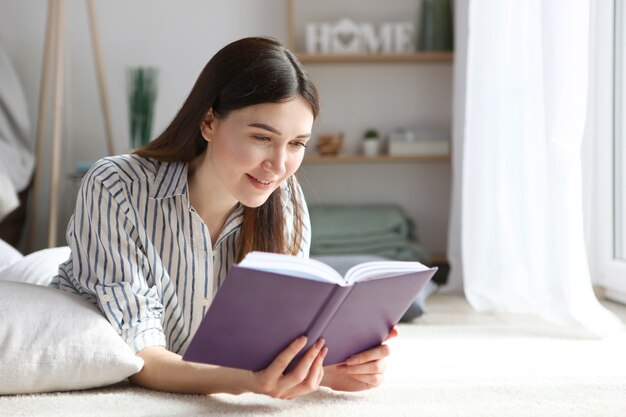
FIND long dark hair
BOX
[134,37,319,261]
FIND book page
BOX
[239,252,346,284]
[344,261,431,285]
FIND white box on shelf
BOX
[386,129,450,156]
[388,140,449,156]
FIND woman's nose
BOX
[262,148,287,176]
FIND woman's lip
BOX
[246,174,275,189]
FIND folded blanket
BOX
[313,234,421,255]
[309,205,429,262]
[313,231,408,248]
[311,242,429,262]
[309,205,414,240]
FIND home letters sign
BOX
[306,18,415,54]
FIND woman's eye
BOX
[253,135,271,142]
[291,141,308,149]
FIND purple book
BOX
[182,252,437,372]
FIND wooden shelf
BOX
[296,52,453,64]
[302,154,450,164]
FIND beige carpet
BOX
[1,294,625,417]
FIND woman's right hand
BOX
[130,337,326,398]
[249,336,327,400]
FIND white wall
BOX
[1,0,452,255]
[1,0,288,250]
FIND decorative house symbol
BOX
[331,18,362,53]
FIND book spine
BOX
[286,285,353,372]
[307,285,353,340]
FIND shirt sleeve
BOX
[65,159,166,353]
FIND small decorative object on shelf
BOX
[418,0,454,51]
[362,128,380,156]
[306,18,416,54]
[128,67,158,150]
[316,133,343,156]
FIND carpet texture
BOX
[1,295,625,417]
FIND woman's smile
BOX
[246,173,276,190]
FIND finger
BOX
[312,346,328,389]
[383,325,399,342]
[345,344,391,366]
[283,338,325,387]
[336,359,386,375]
[351,372,385,388]
[317,363,325,386]
[303,346,326,387]
[282,347,327,400]
[264,336,308,379]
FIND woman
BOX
[53,37,397,399]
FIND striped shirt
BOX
[52,154,310,355]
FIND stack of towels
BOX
[308,205,430,263]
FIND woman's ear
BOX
[200,110,215,142]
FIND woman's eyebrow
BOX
[248,123,311,139]
[248,123,281,135]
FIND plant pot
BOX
[363,139,379,156]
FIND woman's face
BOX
[200,95,314,208]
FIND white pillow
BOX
[0,281,144,394]
[0,238,23,272]
[0,246,70,286]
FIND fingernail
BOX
[321,347,328,357]
[346,357,358,365]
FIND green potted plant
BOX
[128,67,158,150]
[362,128,380,156]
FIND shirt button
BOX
[201,298,210,306]
[101,294,112,302]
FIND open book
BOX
[182,251,437,372]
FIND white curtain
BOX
[457,0,622,335]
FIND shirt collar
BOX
[214,203,245,247]
[149,160,188,199]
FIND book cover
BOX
[182,253,437,372]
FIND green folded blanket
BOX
[309,205,430,262]
[309,205,414,239]
[313,231,407,248]
[311,241,430,262]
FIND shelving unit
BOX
[288,0,454,262]
[287,0,453,160]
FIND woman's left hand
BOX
[320,326,399,392]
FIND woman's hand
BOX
[131,338,326,398]
[249,336,328,400]
[320,326,399,392]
